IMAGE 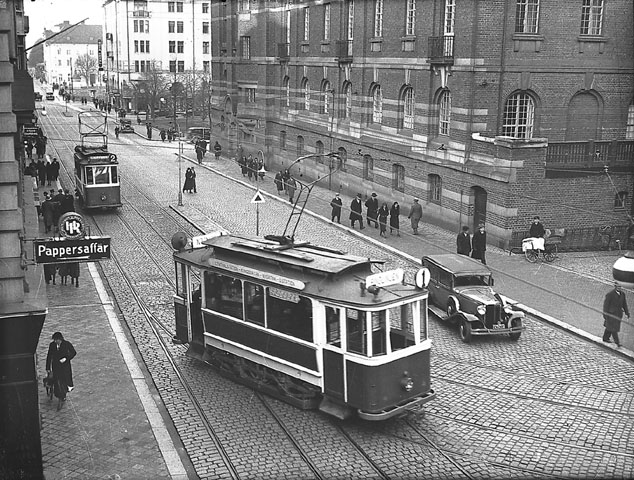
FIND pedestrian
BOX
[167,127,173,142]
[274,171,284,195]
[41,192,55,233]
[51,158,60,182]
[195,140,204,164]
[246,155,254,181]
[44,264,57,285]
[390,202,401,236]
[25,139,34,159]
[330,193,343,223]
[282,169,290,192]
[286,175,297,203]
[45,331,77,410]
[45,159,55,186]
[602,282,629,347]
[183,167,193,193]
[190,166,197,193]
[471,224,487,264]
[61,189,75,214]
[378,202,389,237]
[239,155,248,177]
[350,193,364,229]
[213,141,222,160]
[146,123,153,140]
[114,126,120,138]
[457,226,472,256]
[529,215,546,238]
[59,262,80,287]
[365,193,379,228]
[199,139,208,158]
[36,159,46,187]
[137,114,142,125]
[160,129,166,142]
[408,198,423,235]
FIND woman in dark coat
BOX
[378,202,389,237]
[183,168,193,193]
[45,160,55,186]
[46,332,77,405]
[389,202,400,236]
[471,224,487,264]
[274,171,284,194]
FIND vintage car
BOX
[118,119,135,133]
[422,254,525,343]
[34,92,43,101]
[45,91,55,100]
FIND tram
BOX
[74,112,121,209]
[172,232,435,420]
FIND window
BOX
[177,21,184,33]
[374,0,383,37]
[438,90,451,136]
[202,22,209,34]
[177,61,185,72]
[503,92,535,138]
[266,290,313,342]
[280,130,287,149]
[372,85,383,124]
[134,40,139,53]
[444,0,455,35]
[204,273,243,319]
[627,100,634,139]
[169,41,176,53]
[297,136,305,157]
[326,307,341,347]
[428,174,442,204]
[581,0,603,35]
[177,41,184,53]
[346,309,366,355]
[323,82,332,115]
[241,36,251,59]
[202,3,209,13]
[338,147,347,171]
[169,60,176,73]
[363,155,374,180]
[615,191,628,210]
[402,87,415,130]
[406,0,416,36]
[347,0,354,41]
[135,60,139,72]
[515,0,540,33]
[344,83,352,119]
[168,1,175,12]
[283,77,290,107]
[239,0,251,11]
[392,164,405,191]
[203,61,209,72]
[89,166,112,185]
[324,3,331,40]
[303,7,310,41]
[168,21,175,33]
[244,282,265,326]
[316,140,324,163]
[389,303,417,351]
[176,2,183,12]
[203,41,210,54]
[245,88,255,103]
[303,79,310,111]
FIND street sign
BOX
[366,268,404,288]
[58,212,86,240]
[23,125,40,139]
[251,190,265,204]
[34,237,111,264]
[97,39,103,69]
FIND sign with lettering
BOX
[269,287,300,303]
[23,125,40,138]
[208,258,305,290]
[34,237,111,264]
[97,39,103,69]
[366,268,404,288]
[58,212,86,240]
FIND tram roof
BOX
[74,145,118,164]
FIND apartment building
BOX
[209,0,634,247]
[103,0,212,110]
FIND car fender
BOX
[458,311,479,323]
[508,311,525,321]
[447,295,460,314]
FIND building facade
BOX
[208,0,634,247]
[103,0,212,111]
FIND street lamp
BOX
[171,81,184,207]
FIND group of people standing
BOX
[456,224,488,264]
[26,157,60,188]
[41,188,75,233]
[239,154,266,183]
[274,169,297,203]
[183,167,197,193]
[338,192,403,237]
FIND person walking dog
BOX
[602,283,629,347]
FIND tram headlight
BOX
[100,194,107,201]
[400,372,414,392]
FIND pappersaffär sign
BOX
[34,237,111,264]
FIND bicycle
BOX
[594,225,622,251]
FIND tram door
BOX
[190,268,203,345]
[322,306,345,400]
[174,261,192,343]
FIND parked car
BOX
[422,254,525,343]
[185,127,211,143]
[119,119,135,133]
[34,92,43,101]
[45,91,55,100]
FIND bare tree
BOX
[74,53,98,86]
[137,61,169,118]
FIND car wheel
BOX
[447,297,459,317]
[509,317,522,341]
[459,319,472,343]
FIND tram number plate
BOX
[492,324,505,329]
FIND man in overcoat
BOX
[457,226,472,256]
[365,193,379,228]
[46,332,77,405]
[471,224,487,264]
[349,193,364,229]
[408,198,423,235]
[602,283,630,347]
[330,193,342,223]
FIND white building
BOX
[103,0,212,110]
[42,23,102,88]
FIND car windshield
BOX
[454,275,490,287]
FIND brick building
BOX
[208,0,633,248]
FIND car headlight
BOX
[476,305,486,316]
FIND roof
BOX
[422,254,492,276]
[45,24,102,45]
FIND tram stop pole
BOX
[251,190,265,236]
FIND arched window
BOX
[428,174,442,204]
[363,155,374,180]
[392,164,405,191]
[344,82,352,119]
[283,76,290,108]
[302,78,310,111]
[322,81,332,115]
[297,135,305,156]
[371,84,383,124]
[566,91,601,141]
[316,140,324,163]
[615,191,628,210]
[401,86,415,130]
[438,90,451,136]
[503,92,535,138]
[337,147,347,171]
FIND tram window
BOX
[175,262,187,298]
[389,303,415,351]
[204,272,243,319]
[266,289,313,342]
[245,282,265,326]
[419,299,427,342]
[371,311,387,356]
[346,309,367,355]
[111,166,118,183]
[94,166,110,184]
[325,307,341,347]
[86,167,94,184]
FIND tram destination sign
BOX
[34,237,111,264]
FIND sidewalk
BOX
[31,177,189,479]
[185,149,634,360]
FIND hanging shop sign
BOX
[34,237,111,264]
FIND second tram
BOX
[74,145,121,209]
[172,232,435,420]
